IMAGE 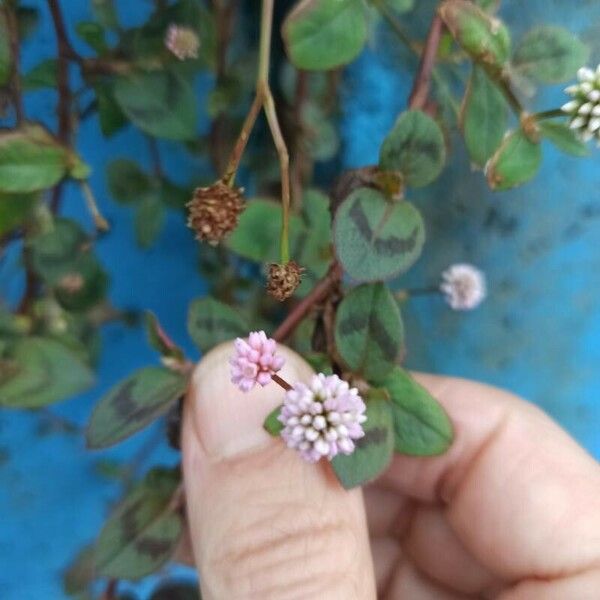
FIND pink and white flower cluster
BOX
[279,374,367,463]
[230,330,285,392]
[165,24,200,60]
[230,332,367,463]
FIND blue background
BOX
[1,1,600,598]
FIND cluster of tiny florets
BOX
[279,374,367,463]
[562,66,600,144]
[229,331,285,392]
[440,263,486,311]
[165,24,200,60]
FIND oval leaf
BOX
[0,191,37,236]
[486,129,542,190]
[513,26,589,84]
[462,66,508,167]
[380,367,453,455]
[114,71,197,141]
[106,159,153,204]
[333,187,425,282]
[539,120,589,158]
[187,297,248,353]
[86,367,187,449]
[0,11,10,86]
[440,0,510,71]
[283,0,368,70]
[331,395,394,489]
[379,110,446,187]
[95,467,183,580]
[335,283,403,381]
[0,124,69,193]
[0,337,94,408]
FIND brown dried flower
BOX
[266,261,304,302]
[186,181,245,245]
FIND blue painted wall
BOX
[1,1,600,598]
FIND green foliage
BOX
[86,367,188,449]
[63,544,96,597]
[95,467,183,580]
[513,26,589,84]
[539,121,589,157]
[106,159,154,203]
[0,124,71,193]
[333,187,425,282]
[95,82,128,137]
[75,21,108,53]
[379,367,453,455]
[440,0,510,72]
[0,337,94,408]
[22,59,58,90]
[462,66,508,167]
[283,0,368,71]
[144,312,185,363]
[335,283,403,381]
[114,71,198,141]
[0,11,9,86]
[486,129,542,190]
[135,194,166,248]
[263,405,284,436]
[332,394,394,488]
[0,191,37,236]
[379,110,446,188]
[187,297,248,353]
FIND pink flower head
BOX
[165,24,200,60]
[230,331,285,392]
[279,373,367,463]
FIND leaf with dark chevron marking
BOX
[187,297,248,353]
[333,187,425,282]
[86,367,188,449]
[332,394,394,489]
[335,283,404,381]
[95,467,183,580]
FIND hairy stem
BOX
[80,181,109,231]
[5,4,24,124]
[273,262,342,342]
[408,13,444,110]
[533,108,565,121]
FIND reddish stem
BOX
[5,5,24,124]
[272,373,292,391]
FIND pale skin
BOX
[182,343,600,599]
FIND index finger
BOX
[380,373,600,581]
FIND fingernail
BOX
[188,342,312,460]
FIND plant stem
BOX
[408,13,444,110]
[272,373,292,391]
[5,4,24,124]
[80,180,109,231]
[533,108,565,121]
[147,136,163,178]
[263,86,291,263]
[273,262,342,342]
[258,0,273,85]
[497,74,523,117]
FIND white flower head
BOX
[165,24,200,60]
[561,65,600,144]
[279,373,367,463]
[440,263,486,311]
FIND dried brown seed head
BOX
[186,181,245,245]
[266,261,304,302]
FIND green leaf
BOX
[187,297,248,353]
[106,159,153,203]
[95,467,183,580]
[283,0,368,71]
[0,191,37,236]
[86,367,187,449]
[144,311,185,363]
[114,71,197,141]
[135,194,165,248]
[539,120,589,157]
[95,83,128,137]
[263,405,284,436]
[333,187,425,282]
[473,0,499,11]
[63,545,95,596]
[75,21,108,53]
[0,11,10,86]
[332,395,394,488]
[440,0,510,71]
[513,26,589,84]
[380,367,453,455]
[0,337,94,408]
[462,66,508,167]
[92,0,119,29]
[0,124,69,193]
[335,283,403,381]
[486,129,542,190]
[150,581,200,600]
[384,0,415,14]
[379,110,446,187]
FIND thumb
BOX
[182,342,376,600]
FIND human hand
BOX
[182,343,600,599]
